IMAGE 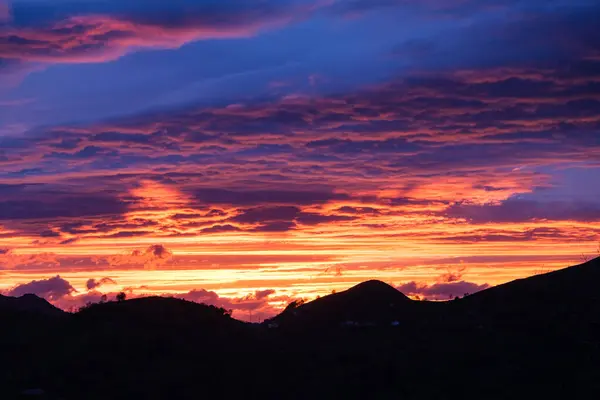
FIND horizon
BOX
[1,0,600,322]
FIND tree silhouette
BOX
[284,299,305,313]
[216,307,233,317]
[116,292,127,302]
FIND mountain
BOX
[455,257,600,318]
[0,293,66,319]
[462,256,600,307]
[1,258,600,400]
[268,279,430,329]
[270,257,600,330]
[449,257,600,338]
[73,296,249,335]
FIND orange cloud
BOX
[0,248,60,270]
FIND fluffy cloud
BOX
[6,275,75,300]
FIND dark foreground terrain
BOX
[2,258,600,399]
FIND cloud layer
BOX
[0,0,599,303]
[1,0,321,65]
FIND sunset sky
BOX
[1,0,599,320]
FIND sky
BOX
[1,0,599,321]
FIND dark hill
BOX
[462,256,600,306]
[268,279,440,329]
[70,296,253,349]
[75,296,244,328]
[450,257,600,336]
[0,293,66,319]
[456,257,600,315]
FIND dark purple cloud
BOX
[230,206,301,224]
[255,289,276,300]
[201,224,242,234]
[7,275,75,300]
[444,199,600,223]
[228,206,357,231]
[295,212,356,226]
[193,189,348,206]
[251,221,297,232]
[108,245,173,269]
[86,277,117,291]
[0,186,131,221]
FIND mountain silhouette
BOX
[1,257,599,399]
[72,296,250,340]
[463,256,600,307]
[268,279,420,329]
[0,293,65,319]
[76,296,241,326]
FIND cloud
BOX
[7,275,75,300]
[194,189,348,206]
[255,289,276,300]
[231,206,301,224]
[437,266,467,283]
[295,212,356,226]
[0,0,599,283]
[444,199,600,223]
[179,288,221,304]
[0,1,11,22]
[328,0,537,16]
[108,244,173,269]
[227,206,356,231]
[86,277,117,290]
[201,224,242,234]
[0,0,322,65]
[0,187,131,221]
[178,287,285,320]
[0,249,60,270]
[396,280,490,300]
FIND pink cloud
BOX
[177,288,285,321]
[0,2,320,65]
[396,280,490,300]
